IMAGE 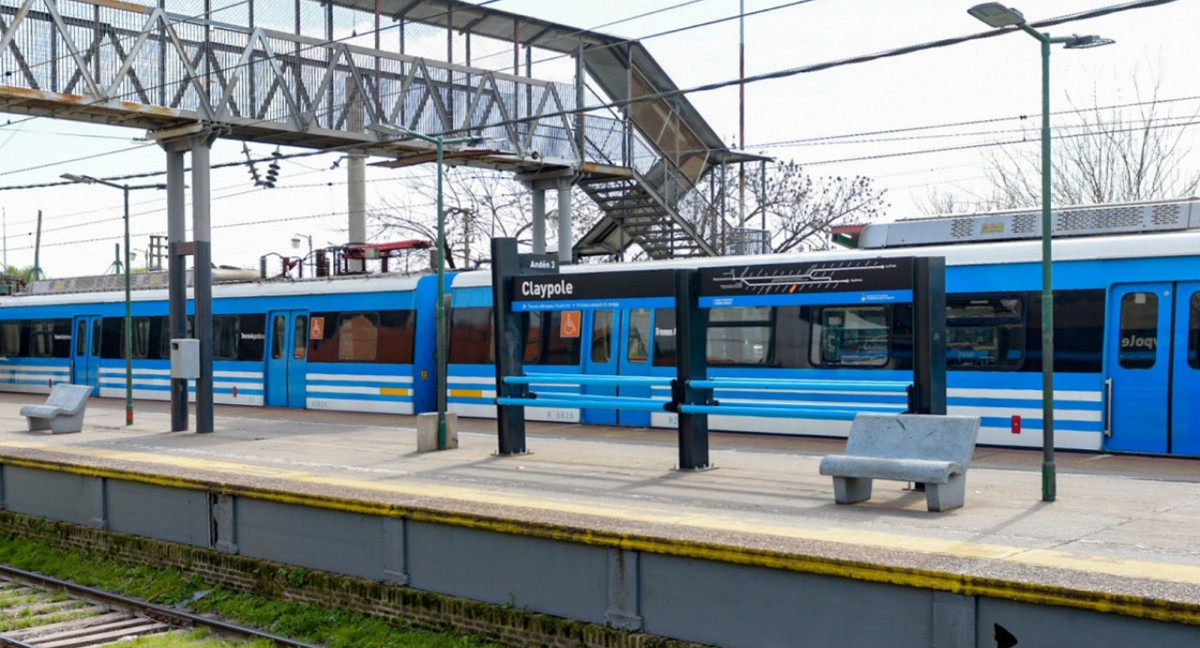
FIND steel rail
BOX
[0,564,324,648]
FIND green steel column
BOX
[436,139,448,450]
[1039,35,1056,502]
[124,186,133,426]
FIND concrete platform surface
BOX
[2,394,1200,614]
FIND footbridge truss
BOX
[0,0,756,259]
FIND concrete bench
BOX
[19,383,93,434]
[818,413,981,512]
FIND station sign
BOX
[518,253,560,275]
[699,257,915,308]
[513,269,675,311]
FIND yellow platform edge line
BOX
[4,453,1199,626]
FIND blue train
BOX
[2,198,1198,456]
[0,271,441,415]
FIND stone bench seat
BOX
[819,413,981,512]
[817,456,963,485]
[19,383,93,434]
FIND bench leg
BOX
[26,417,51,432]
[925,474,967,512]
[832,476,873,505]
[50,415,84,434]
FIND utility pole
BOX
[33,210,43,280]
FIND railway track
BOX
[0,564,322,648]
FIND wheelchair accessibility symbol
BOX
[560,310,581,339]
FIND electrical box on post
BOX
[170,339,200,379]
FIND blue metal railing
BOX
[499,374,911,421]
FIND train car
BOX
[5,198,1200,457]
[446,198,1200,457]
[0,270,445,415]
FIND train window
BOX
[449,307,493,364]
[946,296,1024,370]
[1,321,22,356]
[73,320,86,356]
[130,318,150,359]
[101,318,122,358]
[524,313,543,363]
[812,306,889,367]
[653,308,677,367]
[92,320,101,356]
[295,315,309,360]
[336,313,376,361]
[1190,293,1200,369]
[1118,292,1158,369]
[238,314,266,362]
[271,315,286,360]
[213,316,240,360]
[1052,290,1105,373]
[543,311,581,365]
[376,311,416,364]
[773,307,808,369]
[592,310,613,363]
[708,307,772,366]
[160,316,194,359]
[34,320,58,358]
[627,309,650,363]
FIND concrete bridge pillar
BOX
[154,125,219,434]
[518,169,578,261]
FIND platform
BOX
[1,394,1198,646]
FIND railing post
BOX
[492,238,527,454]
[675,268,711,470]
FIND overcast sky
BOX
[0,0,1195,278]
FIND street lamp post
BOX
[61,174,166,426]
[368,124,478,450]
[291,233,313,276]
[968,4,1112,502]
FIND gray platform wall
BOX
[2,462,1195,648]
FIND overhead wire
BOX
[4,0,1174,192]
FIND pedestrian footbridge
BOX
[0,0,760,258]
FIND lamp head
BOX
[1063,34,1115,49]
[291,236,301,250]
[968,3,1026,28]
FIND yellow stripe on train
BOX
[378,387,411,396]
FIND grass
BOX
[110,628,276,647]
[0,535,509,648]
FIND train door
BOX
[1170,282,1200,455]
[265,310,309,408]
[616,308,655,427]
[71,315,102,394]
[581,309,617,425]
[1104,283,1200,454]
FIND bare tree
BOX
[373,160,885,266]
[680,160,888,253]
[372,167,534,269]
[918,188,972,217]
[983,75,1200,209]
